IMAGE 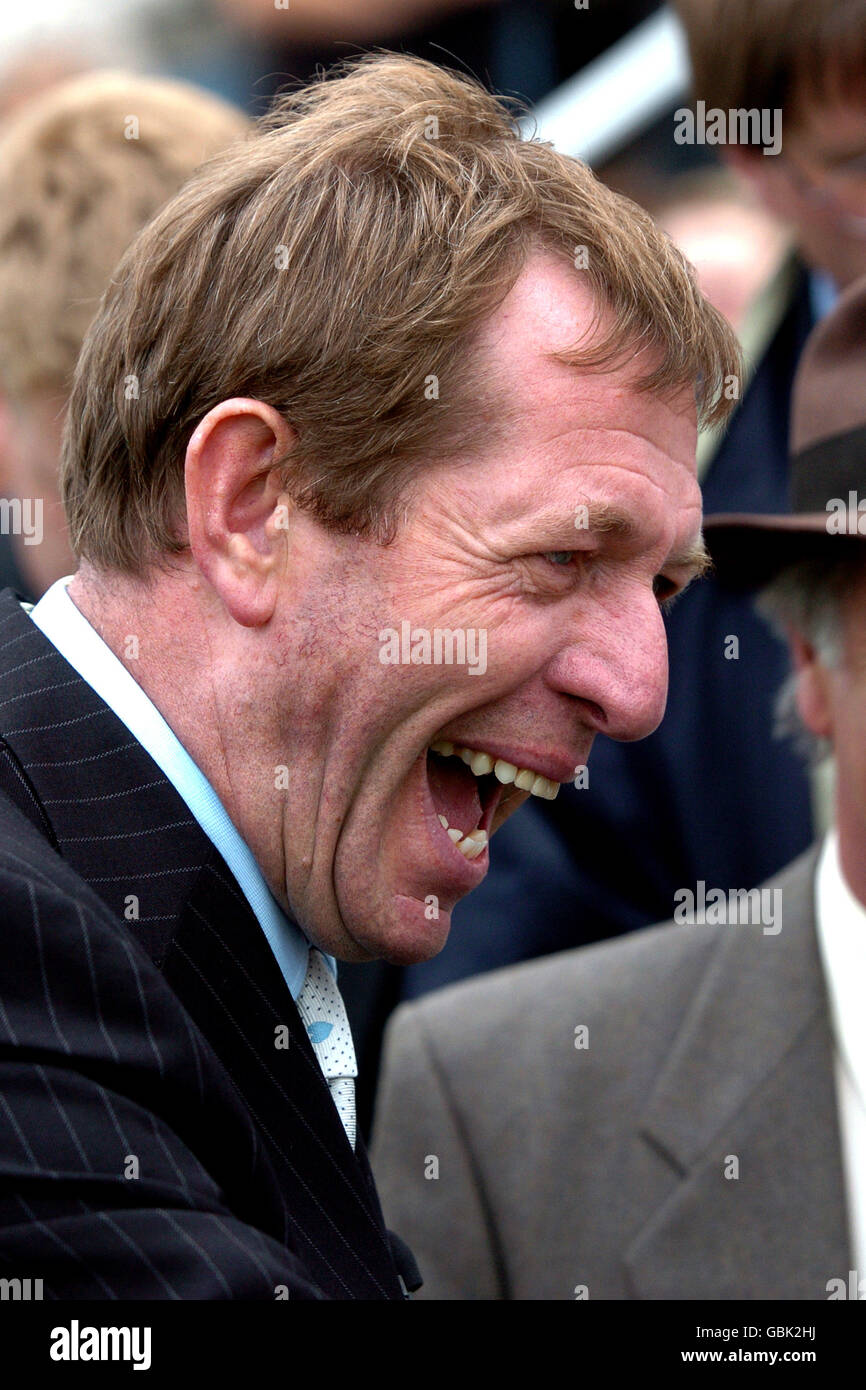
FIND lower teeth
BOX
[438,815,487,859]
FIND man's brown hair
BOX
[674,0,866,124]
[0,70,250,399]
[63,53,740,575]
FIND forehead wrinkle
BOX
[491,455,695,525]
[518,412,696,459]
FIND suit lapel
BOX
[625,850,852,1298]
[0,590,205,966]
[164,852,400,1297]
[0,589,402,1298]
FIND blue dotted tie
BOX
[295,947,358,1149]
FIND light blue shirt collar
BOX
[27,577,331,999]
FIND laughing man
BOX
[0,54,737,1298]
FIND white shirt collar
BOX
[815,829,866,1110]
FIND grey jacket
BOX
[371,848,852,1298]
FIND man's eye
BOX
[544,551,575,566]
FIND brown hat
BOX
[703,274,866,589]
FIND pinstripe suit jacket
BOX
[0,587,413,1299]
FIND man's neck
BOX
[67,564,242,857]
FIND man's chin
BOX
[335,890,457,966]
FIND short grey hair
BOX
[756,554,866,763]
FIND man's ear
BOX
[184,398,297,628]
[789,629,834,740]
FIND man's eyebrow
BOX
[584,505,711,577]
[583,502,639,540]
[667,536,711,577]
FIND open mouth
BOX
[426,738,561,861]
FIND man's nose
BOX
[546,599,670,742]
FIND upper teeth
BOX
[430,740,560,800]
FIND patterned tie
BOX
[295,947,358,1149]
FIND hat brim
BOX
[702,512,866,590]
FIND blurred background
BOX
[1,0,856,1136]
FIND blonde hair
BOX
[63,53,740,574]
[0,70,249,397]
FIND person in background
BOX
[676,0,866,295]
[0,70,249,599]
